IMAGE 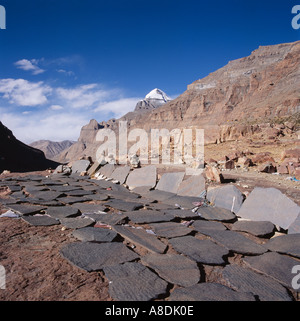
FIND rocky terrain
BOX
[0,161,299,301]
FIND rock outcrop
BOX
[0,121,60,172]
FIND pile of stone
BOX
[206,148,300,178]
[1,162,300,301]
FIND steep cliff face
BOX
[0,122,60,172]
[128,41,300,143]
[60,40,300,162]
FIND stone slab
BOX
[110,166,131,184]
[288,213,300,234]
[169,282,255,301]
[72,227,118,242]
[126,165,157,190]
[203,229,267,255]
[150,222,192,238]
[232,220,275,237]
[156,172,185,194]
[140,190,176,202]
[169,236,229,265]
[98,164,115,177]
[126,210,175,224]
[87,161,101,176]
[28,191,63,201]
[197,206,236,222]
[22,215,60,226]
[141,253,200,287]
[222,264,293,301]
[90,213,127,225]
[104,199,144,212]
[59,217,94,229]
[60,242,139,272]
[65,190,95,197]
[103,262,167,301]
[49,185,83,192]
[72,203,108,214]
[164,209,199,219]
[192,220,227,234]
[5,204,46,216]
[177,174,206,198]
[243,252,300,291]
[207,185,244,214]
[58,196,92,204]
[72,160,90,173]
[237,187,300,230]
[46,206,80,219]
[266,234,300,258]
[162,195,204,209]
[112,225,167,254]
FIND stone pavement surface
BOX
[0,168,299,301]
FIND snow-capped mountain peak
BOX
[145,88,172,102]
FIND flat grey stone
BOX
[91,213,127,225]
[222,264,293,301]
[87,193,109,202]
[237,187,300,230]
[164,209,199,219]
[156,172,185,194]
[60,242,139,272]
[49,185,82,192]
[72,160,90,173]
[110,166,131,184]
[103,262,167,301]
[150,222,192,238]
[163,195,203,209]
[126,210,174,224]
[72,227,118,242]
[98,164,116,177]
[104,199,143,212]
[126,165,157,190]
[22,215,60,226]
[148,203,177,210]
[169,236,229,265]
[141,253,200,287]
[192,220,227,234]
[0,197,19,205]
[113,225,167,254]
[197,206,236,222]
[66,190,95,197]
[232,220,275,237]
[29,191,63,201]
[46,206,80,219]
[59,217,94,229]
[169,282,255,301]
[244,252,300,291]
[72,203,107,214]
[288,213,300,234]
[140,190,176,202]
[203,229,267,255]
[207,185,244,214]
[5,204,46,216]
[58,196,92,204]
[266,234,300,258]
[177,174,206,198]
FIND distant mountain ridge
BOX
[29,140,75,161]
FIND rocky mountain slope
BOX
[0,122,60,172]
[60,40,300,163]
[29,140,74,161]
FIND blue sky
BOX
[0,0,299,143]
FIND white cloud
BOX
[14,59,45,75]
[56,84,116,109]
[94,97,141,118]
[49,104,64,111]
[1,110,89,143]
[0,78,52,106]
